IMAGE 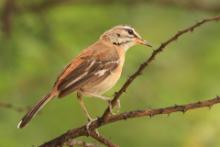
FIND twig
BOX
[151,0,220,13]
[23,0,74,12]
[101,15,220,122]
[40,96,220,147]
[39,16,220,147]
[1,0,15,37]
[109,96,220,121]
[90,132,118,147]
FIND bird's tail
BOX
[17,92,55,128]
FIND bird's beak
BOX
[136,38,152,47]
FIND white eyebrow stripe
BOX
[133,30,142,39]
[122,25,132,30]
[122,26,142,39]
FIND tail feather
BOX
[17,93,54,128]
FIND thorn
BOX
[149,114,153,118]
[96,117,103,125]
[114,92,119,96]
[190,28,194,32]
[208,105,213,110]
[160,43,165,48]
[182,111,186,114]
[181,108,186,114]
[123,115,127,120]
[174,104,179,108]
[159,109,164,113]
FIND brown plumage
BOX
[17,25,151,128]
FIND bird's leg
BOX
[77,92,93,121]
[108,99,120,115]
[115,99,121,113]
[76,92,99,136]
[85,93,121,115]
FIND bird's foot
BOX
[108,99,120,115]
[86,118,99,136]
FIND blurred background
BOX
[0,0,220,146]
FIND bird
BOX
[17,25,152,129]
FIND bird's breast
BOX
[80,46,126,95]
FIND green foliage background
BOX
[0,1,220,147]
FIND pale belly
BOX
[80,67,122,95]
[80,47,125,96]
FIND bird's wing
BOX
[55,51,119,98]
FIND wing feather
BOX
[57,58,119,97]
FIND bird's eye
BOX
[127,29,134,35]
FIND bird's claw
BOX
[86,118,99,136]
[108,99,120,115]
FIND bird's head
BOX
[100,25,152,51]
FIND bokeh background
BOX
[0,0,220,146]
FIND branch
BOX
[151,0,220,13]
[101,15,220,122]
[90,132,118,147]
[109,96,220,121]
[24,0,220,14]
[1,0,15,37]
[39,15,220,147]
[22,0,75,12]
[40,96,220,147]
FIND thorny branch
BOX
[39,15,220,147]
[89,132,118,147]
[2,0,219,36]
[101,15,220,122]
[40,96,220,147]
[1,0,15,37]
[150,0,220,13]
